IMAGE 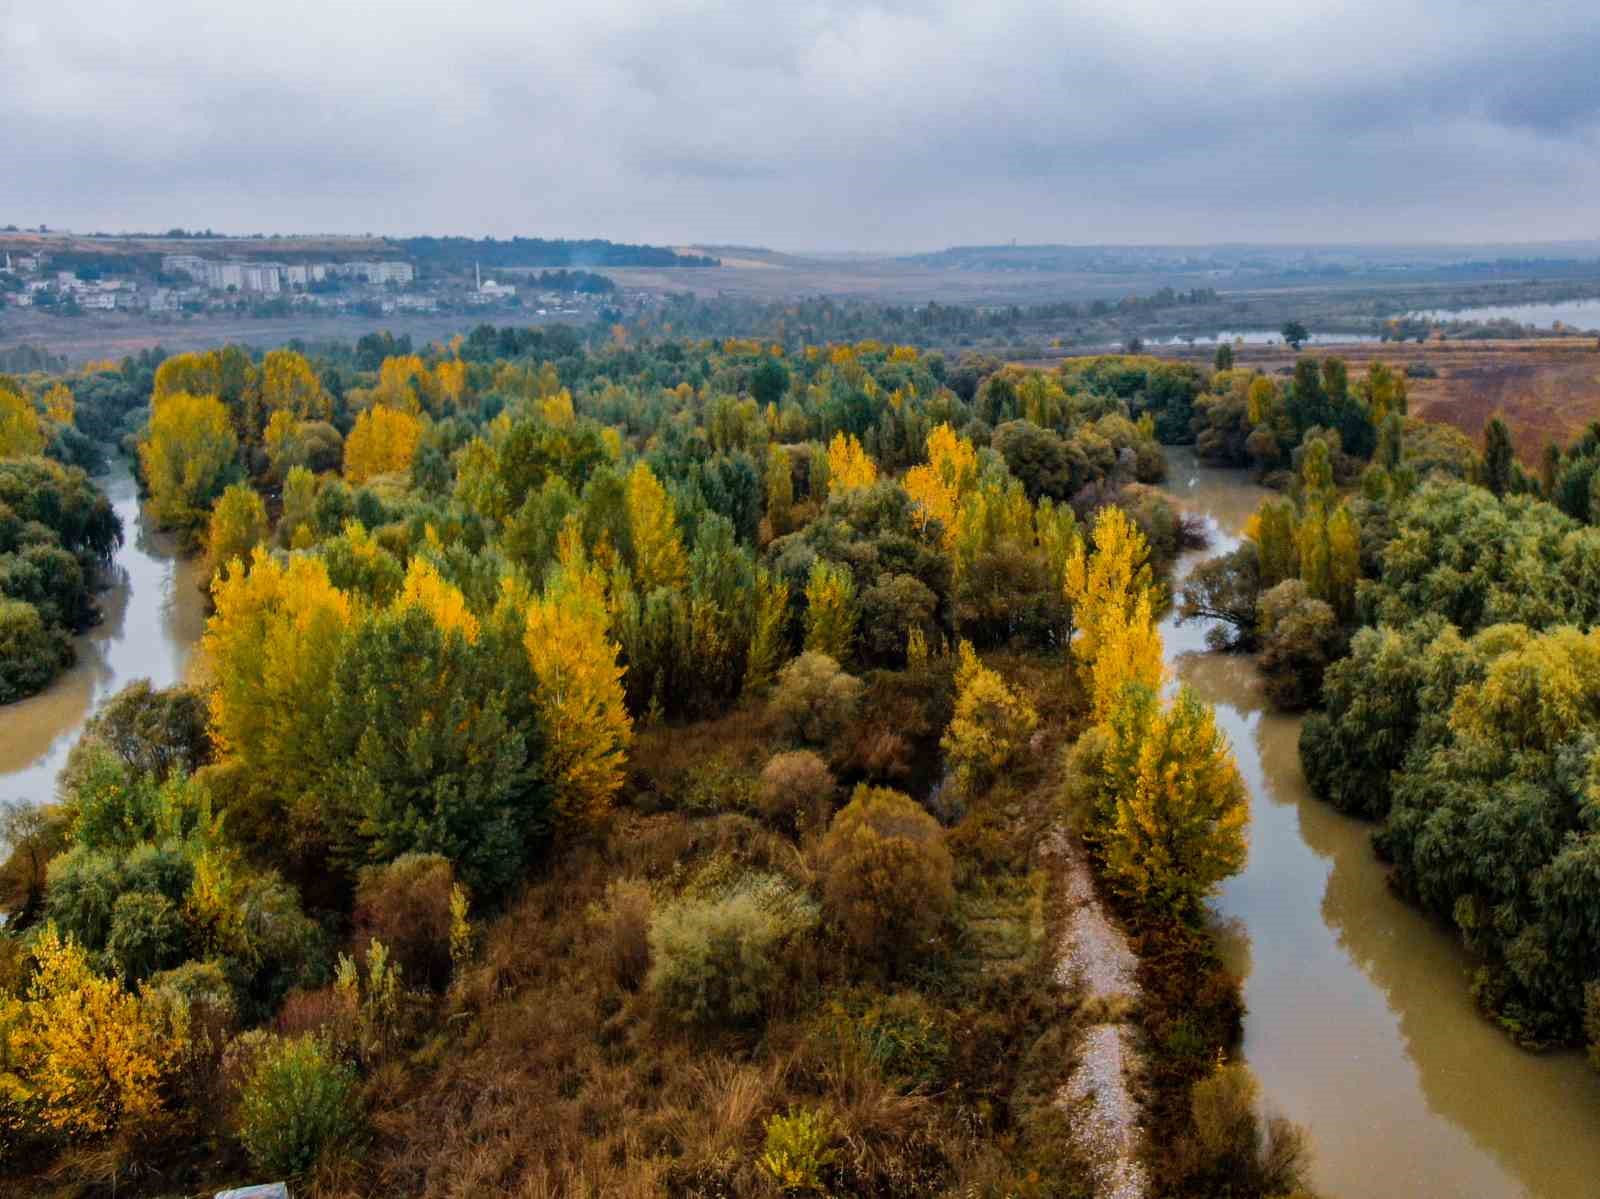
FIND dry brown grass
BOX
[1158,337,1600,465]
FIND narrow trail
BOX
[1042,825,1149,1199]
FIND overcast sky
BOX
[3,1,1597,251]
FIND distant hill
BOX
[396,237,718,269]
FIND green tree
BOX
[1483,417,1515,498]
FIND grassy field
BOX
[1144,338,1600,464]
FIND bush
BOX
[353,853,458,991]
[1257,579,1341,711]
[235,1034,364,1177]
[757,750,836,834]
[1185,1062,1314,1196]
[593,878,653,990]
[771,652,864,747]
[0,597,70,703]
[760,1105,839,1193]
[106,890,189,982]
[647,873,815,1027]
[818,786,954,962]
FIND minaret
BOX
[475,262,481,291]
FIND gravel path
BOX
[1042,826,1149,1199]
[1046,828,1140,1006]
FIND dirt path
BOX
[1043,826,1149,1199]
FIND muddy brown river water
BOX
[1162,447,1600,1198]
[1,457,205,807]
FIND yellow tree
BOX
[804,559,857,663]
[395,556,479,643]
[1251,499,1299,589]
[1064,506,1162,718]
[43,382,75,425]
[279,464,318,548]
[140,392,238,529]
[1326,502,1361,622]
[825,431,877,495]
[1,925,185,1136]
[1295,505,1331,605]
[153,350,223,406]
[374,354,429,412]
[765,444,794,535]
[0,383,45,456]
[1098,684,1248,918]
[941,641,1038,798]
[744,567,791,692]
[260,348,329,421]
[203,482,269,585]
[523,533,632,830]
[434,359,470,412]
[540,389,576,427]
[203,548,352,796]
[625,461,687,592]
[344,406,422,483]
[903,423,978,548]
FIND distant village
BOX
[0,249,624,321]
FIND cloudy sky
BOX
[3,1,1597,251]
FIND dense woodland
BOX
[5,321,1597,1196]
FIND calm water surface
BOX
[1410,297,1600,329]
[1,456,205,806]
[1162,447,1600,1199]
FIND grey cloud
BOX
[3,1,1598,248]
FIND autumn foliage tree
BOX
[804,559,857,663]
[624,461,688,592]
[203,482,269,587]
[941,641,1038,798]
[0,383,45,456]
[0,924,187,1138]
[523,533,632,830]
[1090,683,1249,918]
[344,405,422,484]
[1065,505,1163,719]
[140,392,239,531]
[825,431,877,494]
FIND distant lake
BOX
[1410,298,1600,329]
[1146,330,1381,346]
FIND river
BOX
[0,455,206,808]
[1162,447,1600,1199]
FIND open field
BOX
[0,309,516,364]
[1164,338,1600,463]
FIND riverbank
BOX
[1162,447,1600,1199]
[0,454,204,808]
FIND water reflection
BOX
[0,457,205,805]
[1163,449,1600,1199]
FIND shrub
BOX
[648,873,815,1027]
[757,750,836,834]
[1257,579,1341,711]
[760,1105,839,1193]
[353,853,458,991]
[817,786,954,961]
[592,878,653,990]
[1186,1061,1314,1195]
[771,652,864,747]
[106,890,189,982]
[0,597,70,703]
[235,1034,364,1177]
